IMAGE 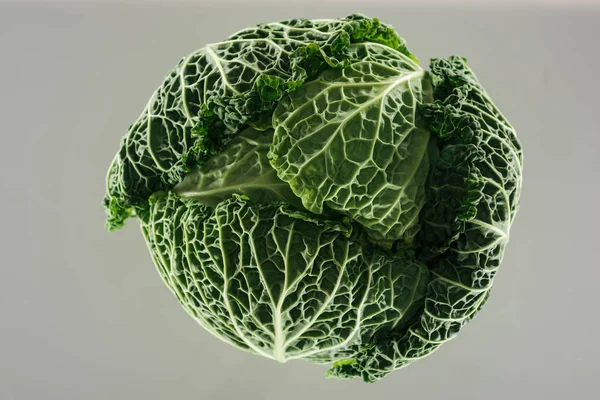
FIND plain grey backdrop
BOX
[1,1,599,399]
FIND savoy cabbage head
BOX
[104,14,523,382]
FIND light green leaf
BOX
[173,127,304,209]
[270,42,434,245]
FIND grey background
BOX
[1,1,599,399]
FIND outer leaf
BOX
[141,193,428,364]
[104,14,412,229]
[328,56,523,382]
[270,42,433,245]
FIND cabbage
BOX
[104,14,523,382]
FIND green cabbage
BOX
[104,14,523,382]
